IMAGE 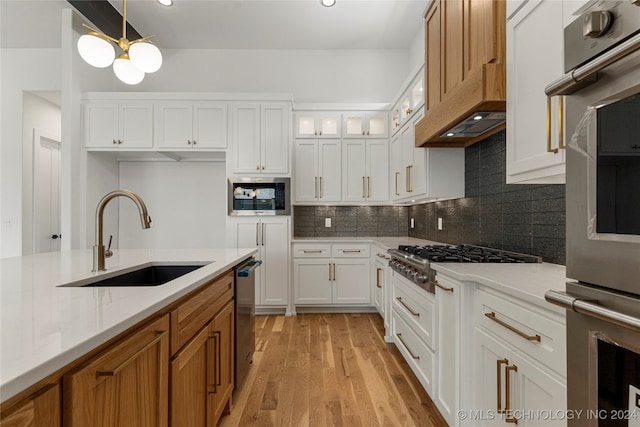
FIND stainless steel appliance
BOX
[228,177,290,216]
[234,258,261,388]
[545,3,640,425]
[388,245,541,293]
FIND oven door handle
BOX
[545,290,640,333]
[545,31,640,96]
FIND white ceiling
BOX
[1,0,426,50]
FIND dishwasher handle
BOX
[237,260,263,277]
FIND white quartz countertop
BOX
[292,236,567,313]
[0,248,257,403]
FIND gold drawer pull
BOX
[303,250,323,253]
[97,330,167,376]
[396,297,420,317]
[396,333,420,360]
[342,249,362,253]
[433,280,454,293]
[485,312,541,342]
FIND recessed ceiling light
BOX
[157,0,173,6]
[473,115,483,120]
[446,132,455,137]
[321,0,336,7]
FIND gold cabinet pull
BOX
[303,249,323,254]
[396,333,420,360]
[405,166,410,192]
[407,165,413,192]
[332,263,336,281]
[558,95,565,150]
[505,364,518,424]
[256,165,260,170]
[376,268,382,288]
[97,330,167,377]
[329,263,332,281]
[394,171,399,194]
[396,297,420,317]
[314,177,318,199]
[207,331,218,394]
[256,222,259,246]
[362,176,366,198]
[546,96,559,154]
[433,280,454,293]
[367,176,371,198]
[496,358,508,413]
[262,222,265,246]
[485,312,541,342]
[342,249,361,253]
[320,176,323,199]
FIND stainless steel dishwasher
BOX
[234,258,261,388]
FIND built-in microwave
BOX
[228,177,291,216]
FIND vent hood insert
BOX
[440,112,506,138]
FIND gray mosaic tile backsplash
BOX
[292,131,566,265]
[409,131,566,265]
[293,205,408,238]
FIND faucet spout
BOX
[93,189,151,272]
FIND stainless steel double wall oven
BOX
[545,3,640,426]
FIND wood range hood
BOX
[415,0,506,149]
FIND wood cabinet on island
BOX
[0,248,256,427]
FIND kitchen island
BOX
[0,247,257,408]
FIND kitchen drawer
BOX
[331,244,370,258]
[292,243,331,258]
[475,285,566,375]
[392,310,435,396]
[170,270,234,355]
[392,273,435,350]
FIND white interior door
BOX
[33,131,61,253]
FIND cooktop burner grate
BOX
[396,244,542,264]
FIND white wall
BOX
[118,161,227,249]
[408,27,425,74]
[77,48,409,104]
[21,93,62,255]
[84,153,120,249]
[1,48,62,258]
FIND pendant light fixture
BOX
[77,0,162,85]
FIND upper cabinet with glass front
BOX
[295,112,341,138]
[390,68,425,136]
[342,112,388,138]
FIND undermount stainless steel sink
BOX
[59,263,210,287]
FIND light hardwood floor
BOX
[219,313,447,427]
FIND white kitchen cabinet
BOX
[294,139,341,203]
[156,102,227,149]
[342,112,388,138]
[373,247,391,335]
[293,243,371,307]
[231,103,290,174]
[84,102,153,149]
[234,217,289,307]
[506,0,566,184]
[391,108,464,202]
[341,140,389,202]
[473,285,566,426]
[295,112,341,138]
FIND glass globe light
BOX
[77,33,116,68]
[113,53,145,85]
[321,0,336,7]
[129,41,163,73]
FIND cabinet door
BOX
[408,111,428,197]
[318,140,341,202]
[333,259,371,304]
[209,302,234,424]
[0,384,60,427]
[506,0,565,184]
[365,113,388,138]
[411,76,424,111]
[259,218,289,306]
[234,220,261,303]
[316,112,341,138]
[342,113,365,138]
[294,140,319,202]
[474,328,513,427]
[84,103,118,147]
[389,134,403,200]
[193,102,227,149]
[170,319,209,427]
[261,103,289,174]
[425,2,442,112]
[294,259,332,304]
[342,140,367,202]
[157,103,193,148]
[435,279,460,427]
[295,113,318,138]
[511,352,567,427]
[366,140,389,202]
[119,103,153,148]
[400,119,416,197]
[466,0,501,76]
[64,315,169,427]
[373,259,385,316]
[232,104,261,173]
